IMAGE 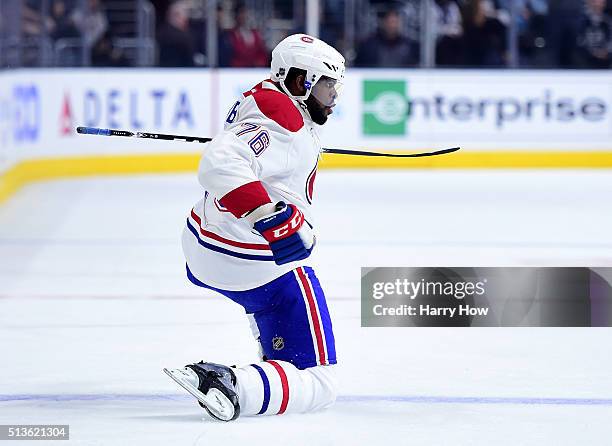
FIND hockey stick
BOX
[76,127,460,158]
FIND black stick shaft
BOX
[136,132,212,144]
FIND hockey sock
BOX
[233,360,337,416]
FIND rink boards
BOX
[1,68,612,202]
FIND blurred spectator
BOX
[227,4,269,67]
[71,0,108,46]
[47,0,79,41]
[462,0,507,66]
[498,0,548,33]
[150,0,170,29]
[575,0,612,68]
[46,0,81,66]
[212,5,234,67]
[497,0,549,66]
[432,0,464,65]
[354,8,420,67]
[20,0,48,66]
[91,31,128,66]
[546,0,583,67]
[157,1,196,67]
[22,1,44,38]
[287,1,345,59]
[320,0,346,51]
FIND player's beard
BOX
[305,95,330,125]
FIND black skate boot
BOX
[164,361,240,421]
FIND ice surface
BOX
[1,170,612,445]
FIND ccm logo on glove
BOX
[250,202,315,265]
[260,207,304,241]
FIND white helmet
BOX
[270,34,345,107]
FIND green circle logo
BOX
[370,92,407,125]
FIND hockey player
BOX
[164,34,345,421]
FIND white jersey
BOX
[182,80,321,291]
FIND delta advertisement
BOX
[2,68,612,177]
[0,69,213,166]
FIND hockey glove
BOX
[249,202,315,265]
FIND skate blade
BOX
[163,367,235,421]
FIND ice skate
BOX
[164,361,240,421]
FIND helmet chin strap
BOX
[297,100,314,122]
